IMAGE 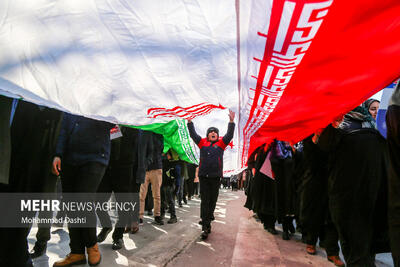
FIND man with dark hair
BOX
[96,127,150,250]
[52,113,114,267]
[187,110,235,239]
[139,132,165,225]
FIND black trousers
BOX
[145,183,154,211]
[187,177,194,198]
[34,174,59,248]
[161,184,176,217]
[127,182,141,225]
[96,164,133,240]
[61,162,106,254]
[199,177,220,228]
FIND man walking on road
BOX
[187,110,235,239]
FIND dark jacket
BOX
[55,113,114,166]
[147,132,164,171]
[109,127,152,184]
[9,101,63,192]
[0,96,12,185]
[188,121,235,178]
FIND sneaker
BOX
[97,228,111,243]
[30,243,46,259]
[327,256,345,266]
[112,239,124,250]
[306,244,316,255]
[154,216,164,225]
[168,216,177,224]
[53,254,86,266]
[87,243,101,266]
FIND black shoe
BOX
[97,228,112,243]
[179,203,183,208]
[168,216,177,224]
[30,243,46,259]
[147,210,153,216]
[183,198,187,204]
[265,226,278,235]
[154,216,164,225]
[282,231,290,240]
[112,239,124,250]
[139,218,143,224]
[201,230,208,240]
[198,220,203,225]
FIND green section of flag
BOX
[126,119,198,165]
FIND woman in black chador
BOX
[318,107,390,267]
[299,135,343,266]
[245,144,275,232]
[245,140,296,240]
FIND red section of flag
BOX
[228,141,234,149]
[243,0,400,164]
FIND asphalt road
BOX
[28,189,394,267]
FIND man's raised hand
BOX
[228,109,235,122]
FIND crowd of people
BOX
[244,84,400,267]
[0,95,235,267]
[1,84,399,267]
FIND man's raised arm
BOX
[222,110,235,145]
[187,119,202,145]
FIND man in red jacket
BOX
[187,110,235,239]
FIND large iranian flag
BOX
[0,0,399,170]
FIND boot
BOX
[201,230,208,240]
[53,254,86,267]
[96,228,111,243]
[168,215,178,224]
[154,216,164,225]
[327,256,345,266]
[87,243,101,266]
[112,239,124,250]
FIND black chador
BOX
[318,112,390,267]
[299,136,340,257]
